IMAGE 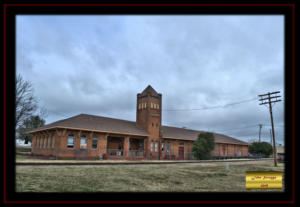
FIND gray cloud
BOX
[17,15,284,145]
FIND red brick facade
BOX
[136,86,162,159]
[30,86,249,159]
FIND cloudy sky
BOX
[16,15,284,145]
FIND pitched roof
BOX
[140,85,160,97]
[29,114,149,136]
[30,114,249,145]
[161,126,250,145]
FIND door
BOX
[178,146,184,160]
[222,145,226,156]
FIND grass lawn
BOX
[15,154,256,163]
[16,146,32,152]
[16,160,284,192]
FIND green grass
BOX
[16,146,32,153]
[16,153,270,163]
[16,160,284,192]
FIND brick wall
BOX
[210,143,249,157]
[31,128,249,159]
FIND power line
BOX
[214,124,258,132]
[213,123,284,133]
[163,97,257,111]
[262,124,284,128]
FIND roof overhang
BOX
[162,136,250,145]
[28,126,149,137]
[162,136,195,141]
[214,141,251,146]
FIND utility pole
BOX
[258,91,281,167]
[258,124,262,142]
[270,129,272,145]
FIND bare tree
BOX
[38,106,49,119]
[16,74,38,128]
[18,115,45,144]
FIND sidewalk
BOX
[16,158,273,165]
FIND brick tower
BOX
[136,85,162,159]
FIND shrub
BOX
[192,132,215,160]
[249,142,273,157]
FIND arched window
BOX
[67,134,75,148]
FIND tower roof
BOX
[140,85,160,97]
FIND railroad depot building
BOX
[29,85,250,159]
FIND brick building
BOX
[29,85,250,159]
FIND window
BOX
[43,136,47,148]
[161,143,164,152]
[152,123,154,127]
[67,134,75,148]
[92,136,98,149]
[150,141,154,152]
[145,103,147,108]
[39,137,43,148]
[179,142,184,146]
[157,104,159,109]
[166,142,170,155]
[36,136,39,148]
[52,136,55,148]
[47,135,51,148]
[238,147,241,156]
[155,142,158,152]
[80,135,87,149]
[151,102,153,108]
